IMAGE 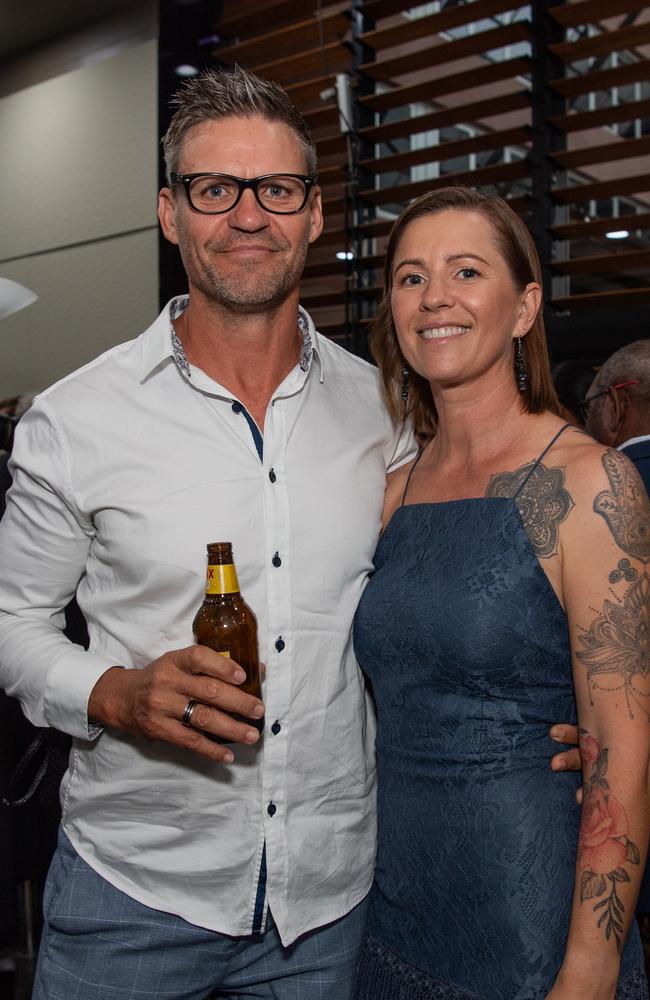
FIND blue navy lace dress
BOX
[353,427,647,1000]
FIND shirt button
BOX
[267,802,277,817]
[269,468,276,483]
[231,401,242,414]
[275,636,285,652]
[272,552,282,567]
[271,720,281,735]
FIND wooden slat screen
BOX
[546,1,650,313]
[210,0,650,352]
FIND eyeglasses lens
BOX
[189,175,307,214]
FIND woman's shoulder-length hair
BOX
[370,185,561,431]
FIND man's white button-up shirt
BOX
[0,298,415,945]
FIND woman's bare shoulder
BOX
[560,428,644,501]
[557,429,650,559]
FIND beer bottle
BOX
[192,542,264,736]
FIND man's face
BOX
[158,115,323,313]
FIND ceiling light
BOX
[174,64,200,77]
[336,250,354,260]
[0,278,38,321]
[605,230,630,239]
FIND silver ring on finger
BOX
[182,699,200,728]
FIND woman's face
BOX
[390,209,539,393]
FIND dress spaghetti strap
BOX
[401,423,573,507]
[400,448,425,506]
[512,423,573,499]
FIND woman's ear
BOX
[517,282,542,337]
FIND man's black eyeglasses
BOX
[580,380,640,422]
[168,172,317,215]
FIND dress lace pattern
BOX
[352,498,648,1000]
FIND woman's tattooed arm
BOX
[576,451,650,721]
[551,447,650,995]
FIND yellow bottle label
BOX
[206,564,239,595]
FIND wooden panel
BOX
[550,21,650,62]
[360,22,530,82]
[360,0,525,52]
[285,74,342,105]
[303,104,339,131]
[553,134,650,169]
[553,171,650,204]
[314,162,349,185]
[549,0,646,29]
[359,92,530,145]
[552,211,650,238]
[253,41,350,85]
[359,56,531,113]
[551,248,650,275]
[361,0,411,21]
[214,11,351,66]
[552,287,650,309]
[216,0,343,40]
[313,133,348,158]
[359,126,531,175]
[358,159,529,206]
[550,59,649,98]
[549,97,650,133]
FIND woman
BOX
[353,186,650,999]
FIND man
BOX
[584,339,650,492]
[0,67,414,1000]
[0,68,578,999]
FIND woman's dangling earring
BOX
[514,337,528,393]
[401,366,410,402]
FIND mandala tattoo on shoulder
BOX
[576,451,650,718]
[485,461,574,558]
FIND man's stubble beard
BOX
[178,230,310,314]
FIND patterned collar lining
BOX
[168,296,313,380]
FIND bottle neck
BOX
[205,563,240,596]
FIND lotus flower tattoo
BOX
[577,572,650,718]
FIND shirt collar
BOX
[139,297,324,384]
[618,434,650,451]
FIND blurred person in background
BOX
[584,340,650,493]
[552,359,599,428]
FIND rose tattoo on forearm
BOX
[578,731,640,953]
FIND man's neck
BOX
[175,294,304,429]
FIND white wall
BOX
[0,38,159,397]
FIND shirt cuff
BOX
[43,649,124,740]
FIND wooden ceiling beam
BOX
[358,91,530,145]
[359,56,531,113]
[552,211,650,238]
[359,126,532,174]
[360,0,525,51]
[549,97,650,133]
[551,248,650,275]
[359,21,530,82]
[549,0,646,29]
[553,134,650,170]
[552,172,650,204]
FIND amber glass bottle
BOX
[192,542,264,736]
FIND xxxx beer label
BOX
[206,564,239,595]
